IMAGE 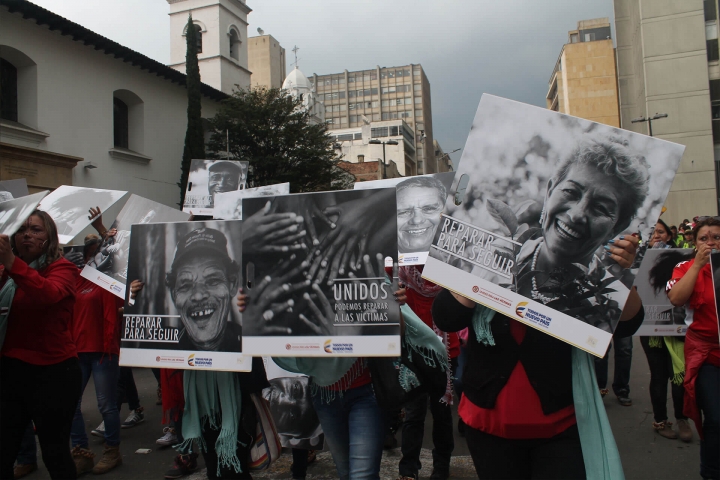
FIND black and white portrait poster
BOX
[213,183,290,220]
[241,189,401,357]
[38,186,127,244]
[120,220,250,371]
[0,191,48,236]
[0,178,29,201]
[262,357,324,450]
[633,248,693,336]
[422,95,685,357]
[182,160,250,216]
[711,252,720,342]
[80,195,190,299]
[354,172,455,266]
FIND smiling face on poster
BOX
[241,189,401,357]
[183,160,249,216]
[422,94,685,357]
[38,186,127,244]
[120,220,250,371]
[354,173,455,266]
[213,183,291,220]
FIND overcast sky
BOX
[30,0,614,166]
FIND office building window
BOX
[113,97,129,148]
[706,0,717,21]
[413,69,421,76]
[414,97,421,104]
[414,84,421,91]
[372,114,381,121]
[400,111,411,118]
[709,39,719,61]
[415,109,423,119]
[371,127,389,138]
[349,115,358,123]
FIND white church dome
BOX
[282,66,312,91]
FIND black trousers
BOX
[116,366,140,412]
[399,357,457,477]
[639,336,686,423]
[0,356,82,480]
[465,424,585,480]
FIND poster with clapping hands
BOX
[240,189,402,356]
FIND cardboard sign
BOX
[354,172,455,266]
[241,189,401,356]
[0,179,29,200]
[38,186,127,244]
[633,248,693,336]
[183,160,249,216]
[213,183,290,220]
[422,95,685,357]
[0,191,48,236]
[81,194,190,298]
[120,220,250,371]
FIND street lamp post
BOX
[369,138,398,179]
[440,148,461,171]
[631,113,668,137]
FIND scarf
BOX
[399,265,443,298]
[470,305,625,480]
[178,370,243,476]
[648,336,685,386]
[0,255,46,350]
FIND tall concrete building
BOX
[167,0,252,94]
[614,0,718,221]
[546,18,620,127]
[311,65,439,173]
[248,34,286,89]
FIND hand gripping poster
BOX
[633,248,694,336]
[80,195,191,299]
[182,160,249,216]
[262,358,324,450]
[213,183,291,220]
[0,191,48,236]
[354,172,455,266]
[241,189,402,357]
[422,95,685,357]
[120,220,251,371]
[38,186,127,244]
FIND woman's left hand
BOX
[606,235,639,269]
[0,234,16,271]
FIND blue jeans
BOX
[71,353,121,447]
[594,336,633,396]
[15,422,36,465]
[311,383,385,480]
[696,364,719,480]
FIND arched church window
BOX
[0,58,18,122]
[194,24,203,53]
[229,29,240,61]
[113,97,129,148]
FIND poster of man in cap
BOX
[120,220,250,371]
[182,159,249,216]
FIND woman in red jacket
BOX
[0,210,81,480]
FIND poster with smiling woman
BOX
[422,95,685,357]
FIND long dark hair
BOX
[648,250,694,295]
[10,210,62,269]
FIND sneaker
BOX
[653,420,678,440]
[156,427,179,447]
[91,421,105,437]
[13,463,37,479]
[121,407,145,428]
[71,445,95,476]
[92,444,122,474]
[599,388,609,398]
[164,453,198,479]
[616,395,632,407]
[677,418,693,442]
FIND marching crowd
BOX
[0,198,718,480]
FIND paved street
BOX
[24,337,700,479]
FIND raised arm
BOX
[432,289,477,333]
[7,258,76,306]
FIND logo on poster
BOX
[516,302,528,318]
[324,340,333,353]
[472,286,479,293]
[323,339,354,354]
[187,354,213,367]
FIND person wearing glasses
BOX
[667,216,720,480]
[396,176,446,254]
[0,211,81,480]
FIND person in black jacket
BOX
[432,235,644,479]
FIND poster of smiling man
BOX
[81,194,190,299]
[38,186,127,244]
[120,220,250,371]
[422,95,685,357]
[213,183,290,220]
[182,160,249,216]
[354,172,455,265]
[633,248,694,336]
[241,189,402,357]
[0,191,48,236]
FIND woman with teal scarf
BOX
[432,236,644,480]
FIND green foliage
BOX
[179,14,205,206]
[206,86,354,192]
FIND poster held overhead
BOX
[120,220,250,371]
[38,186,127,244]
[422,94,685,357]
[633,248,693,336]
[354,172,455,266]
[0,179,29,200]
[241,189,401,357]
[183,160,249,216]
[213,183,290,220]
[81,194,191,299]
[0,191,48,236]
